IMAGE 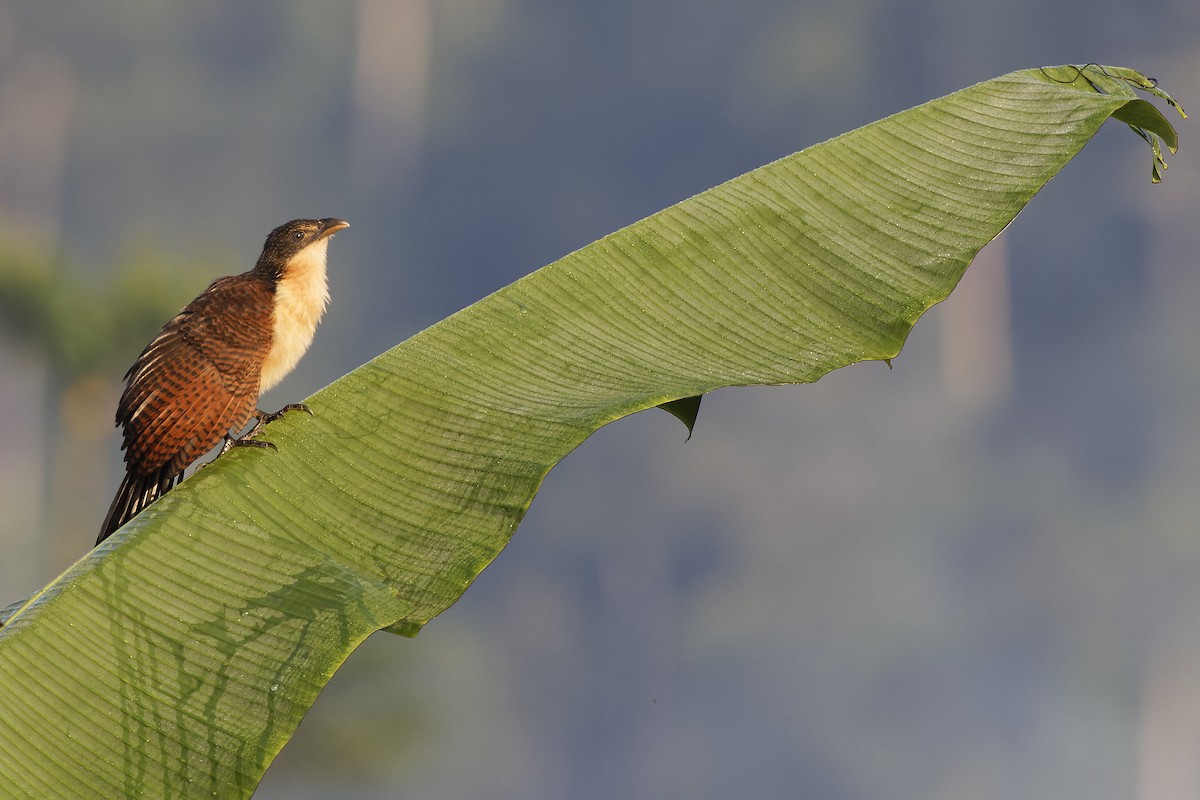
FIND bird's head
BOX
[254,217,349,281]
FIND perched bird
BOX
[96,217,349,544]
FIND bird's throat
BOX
[259,239,331,392]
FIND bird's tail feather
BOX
[96,466,182,545]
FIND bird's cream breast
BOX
[259,239,330,392]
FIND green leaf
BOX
[0,65,1182,798]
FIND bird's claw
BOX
[240,403,312,441]
[255,403,313,425]
[218,434,278,456]
[215,404,310,459]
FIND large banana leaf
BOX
[0,65,1182,798]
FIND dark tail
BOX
[97,466,182,545]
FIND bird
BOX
[96,217,349,544]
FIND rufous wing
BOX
[118,273,275,477]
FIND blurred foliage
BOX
[0,242,217,379]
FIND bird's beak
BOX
[317,218,350,239]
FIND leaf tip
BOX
[658,395,703,439]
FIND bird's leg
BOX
[258,402,314,426]
[218,433,277,455]
[216,404,312,457]
[244,403,313,438]
[231,403,314,447]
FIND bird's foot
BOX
[218,434,278,456]
[216,404,312,457]
[257,403,313,425]
[239,403,313,441]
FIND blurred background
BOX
[2,2,1199,798]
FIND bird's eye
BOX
[293,230,304,241]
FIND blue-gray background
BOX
[2,3,1199,798]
